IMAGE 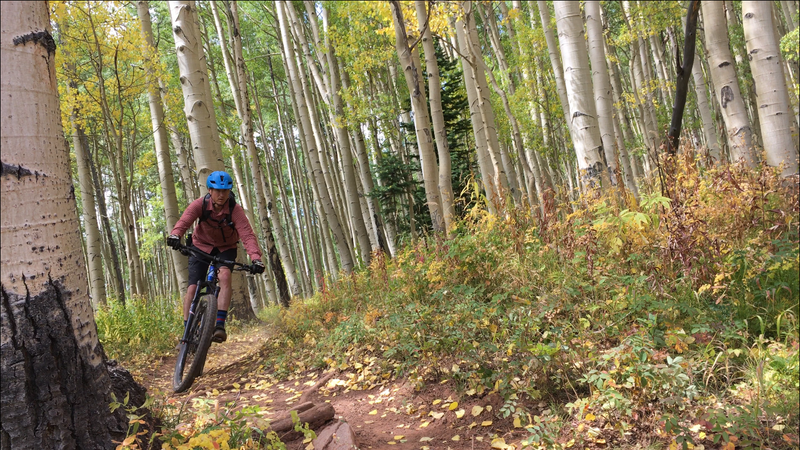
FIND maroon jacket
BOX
[171,196,263,261]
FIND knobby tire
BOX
[173,294,218,393]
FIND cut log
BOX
[313,419,358,450]
[267,402,336,435]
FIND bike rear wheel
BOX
[173,294,218,393]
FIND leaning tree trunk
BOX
[1,2,142,447]
[742,1,799,177]
[221,1,292,305]
[553,1,608,189]
[138,0,189,293]
[276,0,354,274]
[665,0,700,155]
[389,0,445,233]
[415,0,455,236]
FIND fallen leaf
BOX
[585,413,596,421]
[491,437,512,449]
[481,420,493,426]
[368,410,377,415]
[472,405,484,416]
[468,422,477,429]
[449,402,458,410]
[432,399,442,405]
[513,417,522,428]
[420,437,433,442]
[393,435,405,440]
[419,421,430,428]
[455,409,466,419]
[452,435,461,441]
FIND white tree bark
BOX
[690,50,723,164]
[168,0,225,186]
[138,0,189,293]
[276,0,354,274]
[390,0,445,232]
[554,1,607,187]
[1,2,130,446]
[415,0,456,236]
[743,1,799,176]
[585,1,618,181]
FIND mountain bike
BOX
[171,239,258,393]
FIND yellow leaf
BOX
[513,417,522,428]
[232,383,240,389]
[565,439,575,448]
[452,435,460,441]
[211,389,219,396]
[585,412,596,421]
[481,420,493,426]
[420,437,433,442]
[455,409,466,419]
[722,442,735,450]
[387,441,396,445]
[596,438,606,444]
[491,437,510,449]
[468,422,477,429]
[449,402,458,410]
[368,410,377,415]
[472,405,484,416]
[393,435,404,440]
[432,399,442,405]
[419,421,430,428]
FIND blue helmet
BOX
[207,171,233,190]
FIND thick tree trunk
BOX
[690,48,723,164]
[137,0,189,294]
[1,3,141,447]
[742,1,799,177]
[169,0,225,188]
[554,1,608,188]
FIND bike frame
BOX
[177,245,247,343]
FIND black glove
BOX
[167,234,181,250]
[252,259,265,274]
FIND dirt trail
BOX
[136,327,529,449]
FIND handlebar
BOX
[172,241,258,274]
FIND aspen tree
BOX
[742,1,799,176]
[1,2,135,446]
[415,0,456,236]
[553,1,608,188]
[389,0,445,233]
[276,0,354,274]
[137,0,189,293]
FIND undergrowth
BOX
[257,159,799,449]
[102,157,799,450]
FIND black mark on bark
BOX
[720,85,734,108]
[12,30,56,55]
[1,161,35,179]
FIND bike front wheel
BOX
[173,294,218,393]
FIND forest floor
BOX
[136,326,533,450]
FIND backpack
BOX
[199,193,237,242]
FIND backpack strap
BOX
[198,193,236,227]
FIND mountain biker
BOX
[167,170,265,343]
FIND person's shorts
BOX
[187,246,238,286]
